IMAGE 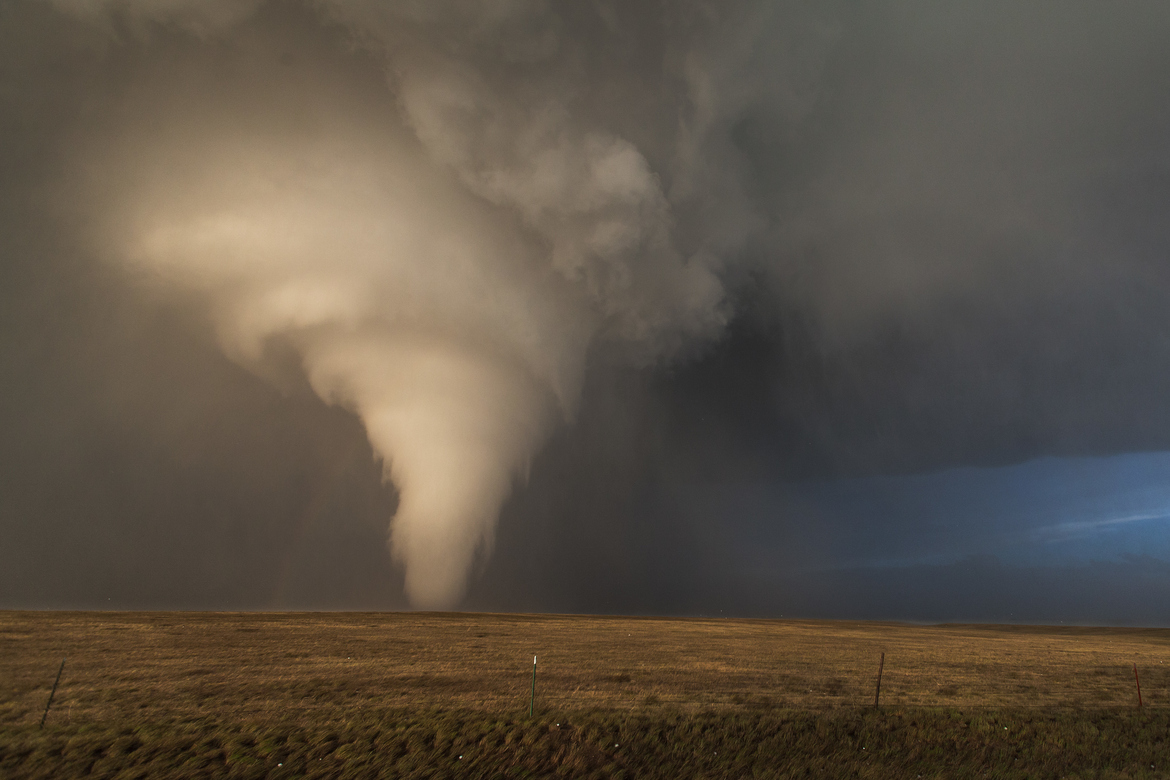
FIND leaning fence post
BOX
[1134,663,1143,708]
[874,652,885,710]
[529,655,538,716]
[40,658,65,729]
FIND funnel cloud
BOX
[51,0,728,607]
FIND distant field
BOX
[2,611,1169,778]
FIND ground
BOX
[2,611,1168,777]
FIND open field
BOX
[2,611,1170,777]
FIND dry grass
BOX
[2,611,1166,723]
[2,611,1169,778]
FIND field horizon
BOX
[3,610,1169,777]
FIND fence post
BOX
[1134,663,1143,708]
[530,655,537,717]
[40,658,65,729]
[874,652,885,710]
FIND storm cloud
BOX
[2,0,1170,620]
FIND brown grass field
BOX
[2,611,1170,778]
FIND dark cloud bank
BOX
[2,0,1170,622]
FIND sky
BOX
[2,0,1170,623]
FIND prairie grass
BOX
[6,707,1170,779]
[2,611,1168,777]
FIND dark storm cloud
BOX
[723,0,1170,472]
[2,0,1170,618]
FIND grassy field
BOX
[2,611,1169,777]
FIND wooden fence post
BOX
[40,658,65,729]
[874,652,885,710]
